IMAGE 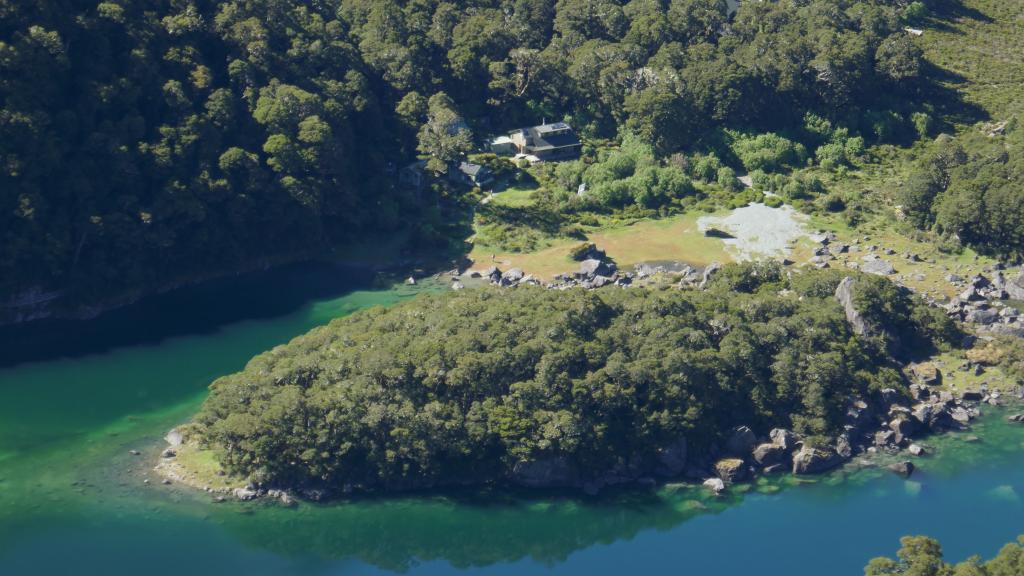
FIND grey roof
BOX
[459,162,485,177]
[535,122,571,134]
[529,129,581,151]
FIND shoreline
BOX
[154,395,1024,505]
[0,248,454,328]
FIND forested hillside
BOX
[2,0,936,310]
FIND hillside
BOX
[2,0,949,320]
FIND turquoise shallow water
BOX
[0,263,1021,575]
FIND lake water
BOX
[1,263,1022,575]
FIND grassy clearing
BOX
[468,211,744,279]
[157,444,242,493]
[489,184,538,208]
[924,349,1018,395]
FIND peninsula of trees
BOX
[189,265,957,495]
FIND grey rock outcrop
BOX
[835,277,872,336]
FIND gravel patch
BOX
[697,203,810,260]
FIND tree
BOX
[416,93,473,173]
[876,34,924,84]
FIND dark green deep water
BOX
[0,264,1022,576]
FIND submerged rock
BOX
[887,461,915,478]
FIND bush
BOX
[731,132,807,173]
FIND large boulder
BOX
[965,307,1001,325]
[889,416,919,445]
[769,428,798,451]
[835,434,853,459]
[752,443,786,466]
[714,458,748,483]
[910,363,941,386]
[577,259,615,279]
[512,457,578,488]
[501,268,525,284]
[725,426,757,456]
[1005,270,1024,300]
[792,446,845,475]
[703,477,726,494]
[655,436,688,477]
[861,259,896,276]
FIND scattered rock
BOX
[161,448,177,458]
[129,450,141,456]
[233,487,258,501]
[908,444,925,456]
[405,277,416,285]
[1007,414,1024,424]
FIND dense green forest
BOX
[866,535,1024,575]
[897,123,1024,259]
[2,0,941,306]
[191,265,957,493]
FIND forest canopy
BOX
[1,0,939,306]
[191,266,956,493]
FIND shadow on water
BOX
[207,485,744,573]
[0,262,378,369]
